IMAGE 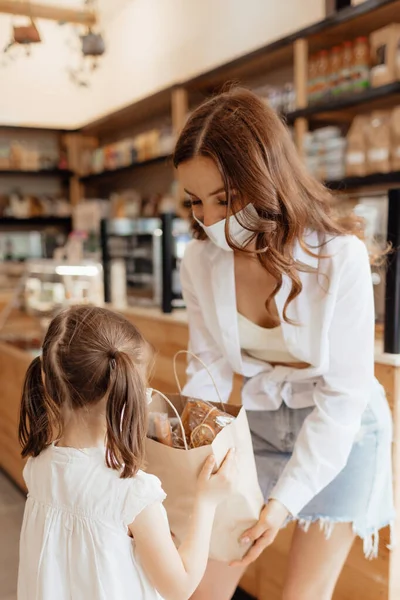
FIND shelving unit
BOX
[0,169,72,178]
[287,81,400,122]
[79,155,172,183]
[0,217,72,228]
[326,171,400,189]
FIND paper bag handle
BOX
[173,350,226,410]
[148,388,189,451]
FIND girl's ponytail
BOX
[19,356,52,458]
[105,350,147,478]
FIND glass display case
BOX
[0,260,104,351]
[23,260,104,318]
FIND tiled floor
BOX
[0,472,25,600]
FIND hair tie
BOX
[109,348,118,370]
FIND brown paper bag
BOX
[145,352,264,563]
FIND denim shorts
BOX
[246,379,395,558]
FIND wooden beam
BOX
[0,1,97,26]
[293,38,309,157]
[171,86,189,217]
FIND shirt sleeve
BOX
[180,252,234,403]
[122,472,166,526]
[270,237,375,516]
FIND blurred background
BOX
[1,1,400,599]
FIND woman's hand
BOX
[230,499,289,567]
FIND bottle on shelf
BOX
[352,36,370,93]
[340,40,354,95]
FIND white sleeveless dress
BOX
[18,445,166,600]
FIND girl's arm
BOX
[130,450,235,600]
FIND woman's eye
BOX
[217,198,228,206]
[190,199,201,206]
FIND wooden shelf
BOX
[0,217,72,228]
[185,0,399,93]
[0,169,72,178]
[326,172,400,190]
[80,155,172,183]
[80,88,174,140]
[287,81,400,122]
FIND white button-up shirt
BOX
[180,231,377,516]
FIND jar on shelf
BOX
[319,49,330,102]
[340,40,354,95]
[329,46,343,98]
[352,36,370,93]
[307,54,319,104]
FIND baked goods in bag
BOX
[181,399,235,448]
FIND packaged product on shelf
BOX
[145,129,161,159]
[159,126,175,155]
[307,54,318,104]
[323,137,347,181]
[117,139,133,167]
[365,110,391,174]
[282,83,296,113]
[340,41,354,95]
[329,46,343,97]
[304,128,346,182]
[92,147,104,173]
[370,24,400,87]
[390,106,400,171]
[313,126,342,142]
[0,141,10,169]
[135,133,147,162]
[315,50,330,102]
[352,36,370,92]
[345,116,369,177]
[255,82,296,114]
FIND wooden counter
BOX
[1,305,399,600]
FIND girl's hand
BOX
[230,499,289,567]
[196,449,237,506]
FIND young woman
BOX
[18,305,236,600]
[174,88,394,600]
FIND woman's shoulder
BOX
[318,232,369,266]
[182,238,209,263]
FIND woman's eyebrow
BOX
[184,186,226,197]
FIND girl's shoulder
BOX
[120,471,167,527]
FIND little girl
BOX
[18,305,236,600]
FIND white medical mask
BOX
[194,204,258,251]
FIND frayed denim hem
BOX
[284,515,396,560]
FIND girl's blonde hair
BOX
[19,305,152,478]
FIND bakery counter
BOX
[1,305,400,600]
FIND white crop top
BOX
[237,312,301,364]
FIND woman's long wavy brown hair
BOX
[173,87,363,324]
[19,305,152,478]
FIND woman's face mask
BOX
[194,203,258,252]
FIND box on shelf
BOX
[304,127,347,181]
[345,115,368,177]
[370,24,400,87]
[391,107,400,171]
[365,111,391,174]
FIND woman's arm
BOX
[130,451,236,600]
[180,247,234,402]
[233,237,376,567]
[269,237,375,515]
